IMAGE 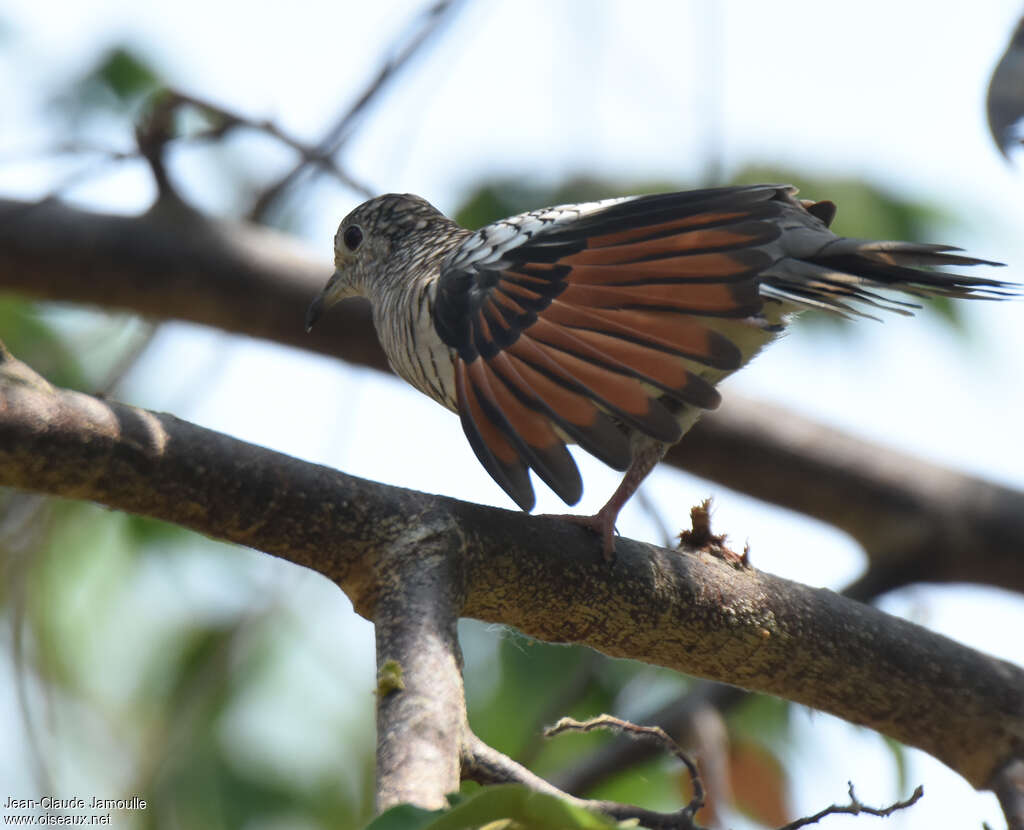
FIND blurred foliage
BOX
[721,739,789,828]
[0,298,87,390]
[0,299,153,393]
[50,45,166,125]
[1,293,376,828]
[458,623,800,823]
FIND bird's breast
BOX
[374,281,459,413]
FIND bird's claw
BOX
[540,510,619,561]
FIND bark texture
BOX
[374,521,467,811]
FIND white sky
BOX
[2,1,1024,827]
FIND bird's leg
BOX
[543,441,668,561]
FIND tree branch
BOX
[2,347,1022,794]
[373,521,467,811]
[779,783,924,830]
[1,196,1021,595]
[0,198,382,365]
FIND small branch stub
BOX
[677,498,750,569]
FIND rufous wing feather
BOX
[436,187,784,509]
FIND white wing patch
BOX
[445,196,637,273]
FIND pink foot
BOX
[540,509,618,561]
[539,442,666,562]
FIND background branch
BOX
[675,395,1024,598]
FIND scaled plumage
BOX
[307,185,1009,557]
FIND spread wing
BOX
[433,185,790,511]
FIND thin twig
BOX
[0,141,137,166]
[26,150,138,208]
[778,783,924,829]
[462,731,706,830]
[8,90,376,208]
[247,0,462,222]
[551,682,747,797]
[545,714,705,821]
[152,91,374,197]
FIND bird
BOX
[305,185,1009,558]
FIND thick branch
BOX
[2,197,1020,595]
[0,198,384,369]
[1,350,1022,791]
[374,521,467,811]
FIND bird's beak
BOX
[305,292,326,332]
[305,269,352,332]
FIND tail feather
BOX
[850,241,1003,269]
[762,237,1013,317]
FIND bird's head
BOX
[305,193,455,331]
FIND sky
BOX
[2,1,1024,827]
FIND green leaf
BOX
[440,784,629,829]
[51,44,165,121]
[728,693,791,748]
[366,785,629,830]
[466,632,607,764]
[123,514,193,546]
[95,46,162,103]
[363,804,447,830]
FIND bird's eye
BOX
[343,225,363,251]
